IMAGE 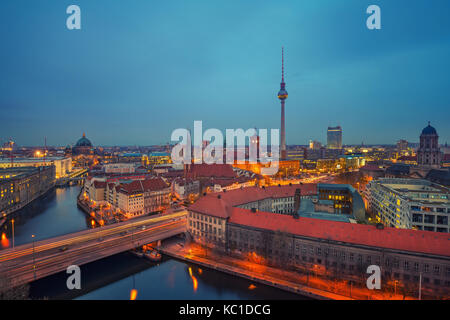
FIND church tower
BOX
[417,122,442,168]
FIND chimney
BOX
[294,188,302,212]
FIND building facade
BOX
[0,166,55,215]
[227,217,450,296]
[366,178,449,232]
[83,176,171,219]
[186,185,450,297]
[417,123,442,168]
[0,157,71,179]
[327,126,343,150]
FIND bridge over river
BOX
[0,210,187,290]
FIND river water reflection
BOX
[2,186,307,300]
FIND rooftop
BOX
[118,177,169,195]
[189,184,317,218]
[0,156,69,163]
[228,208,450,257]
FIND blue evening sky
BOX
[1,0,449,146]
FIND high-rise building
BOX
[277,47,288,160]
[327,126,342,149]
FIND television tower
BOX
[277,47,288,160]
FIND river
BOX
[1,186,306,300]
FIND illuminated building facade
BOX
[309,140,322,150]
[83,176,171,219]
[187,184,317,247]
[226,215,450,296]
[0,156,72,179]
[287,148,306,162]
[187,184,450,296]
[317,183,366,220]
[148,152,172,166]
[327,126,343,150]
[173,178,200,200]
[0,166,55,215]
[397,139,409,156]
[366,178,450,232]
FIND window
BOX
[393,259,399,268]
[433,265,440,275]
[404,261,409,271]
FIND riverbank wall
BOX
[159,242,352,300]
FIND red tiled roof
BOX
[119,177,169,195]
[189,184,316,218]
[228,208,450,257]
[162,170,184,178]
[93,181,106,188]
[187,164,236,179]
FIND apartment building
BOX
[366,178,449,232]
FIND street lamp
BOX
[32,234,36,280]
[11,219,15,249]
[394,280,398,297]
[418,273,422,300]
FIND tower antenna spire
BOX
[277,46,288,160]
[281,46,285,83]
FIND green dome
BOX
[75,133,92,147]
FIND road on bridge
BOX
[0,210,187,289]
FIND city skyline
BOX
[1,0,450,146]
